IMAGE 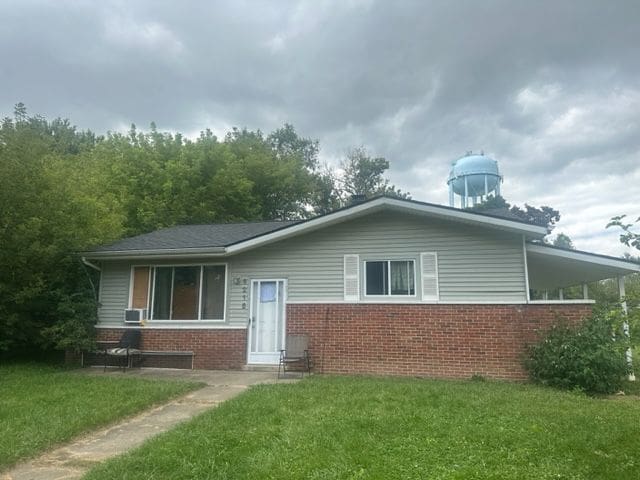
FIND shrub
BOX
[41,292,97,353]
[525,309,630,394]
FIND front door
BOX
[248,279,286,364]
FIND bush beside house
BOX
[525,303,637,394]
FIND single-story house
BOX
[83,196,640,379]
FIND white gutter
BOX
[81,256,101,271]
[84,247,226,260]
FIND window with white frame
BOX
[131,265,226,320]
[364,260,416,296]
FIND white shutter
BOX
[420,252,439,301]
[343,254,360,302]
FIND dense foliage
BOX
[0,105,405,355]
[468,194,560,230]
[340,147,410,200]
[525,305,637,394]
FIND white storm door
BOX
[248,280,286,364]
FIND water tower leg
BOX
[484,175,489,197]
[449,184,454,207]
[463,176,468,208]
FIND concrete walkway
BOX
[2,368,284,480]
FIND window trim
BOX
[128,263,228,322]
[363,259,417,298]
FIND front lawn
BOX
[0,363,200,470]
[85,376,640,480]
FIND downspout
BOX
[522,236,530,303]
[618,276,635,381]
[81,256,101,302]
[321,306,330,374]
[81,257,101,271]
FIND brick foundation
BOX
[287,303,593,380]
[95,328,247,370]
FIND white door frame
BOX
[247,279,287,364]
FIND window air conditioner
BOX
[124,308,148,324]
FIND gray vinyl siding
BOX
[96,211,527,328]
[97,261,130,326]
[225,212,527,325]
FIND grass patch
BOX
[85,375,640,479]
[0,363,200,470]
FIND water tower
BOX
[447,152,502,208]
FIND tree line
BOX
[0,104,408,355]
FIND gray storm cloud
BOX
[1,0,638,255]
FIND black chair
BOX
[278,334,311,379]
[103,330,142,372]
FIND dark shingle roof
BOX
[93,221,299,252]
[478,208,530,223]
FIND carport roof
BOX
[526,243,640,289]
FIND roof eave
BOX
[382,197,548,237]
[83,247,227,260]
[526,243,640,273]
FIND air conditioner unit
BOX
[124,308,147,324]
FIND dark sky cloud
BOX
[1,0,639,255]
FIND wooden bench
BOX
[136,350,195,370]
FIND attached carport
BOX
[526,243,640,380]
[526,243,640,293]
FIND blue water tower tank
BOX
[447,152,502,208]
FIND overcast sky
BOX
[1,0,638,256]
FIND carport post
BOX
[619,275,636,381]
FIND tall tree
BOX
[310,164,342,215]
[267,123,320,171]
[0,106,120,354]
[340,147,410,201]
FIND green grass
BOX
[0,363,200,470]
[622,378,640,396]
[84,376,640,480]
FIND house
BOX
[83,196,640,379]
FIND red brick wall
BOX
[96,303,592,379]
[96,328,246,370]
[287,303,592,380]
